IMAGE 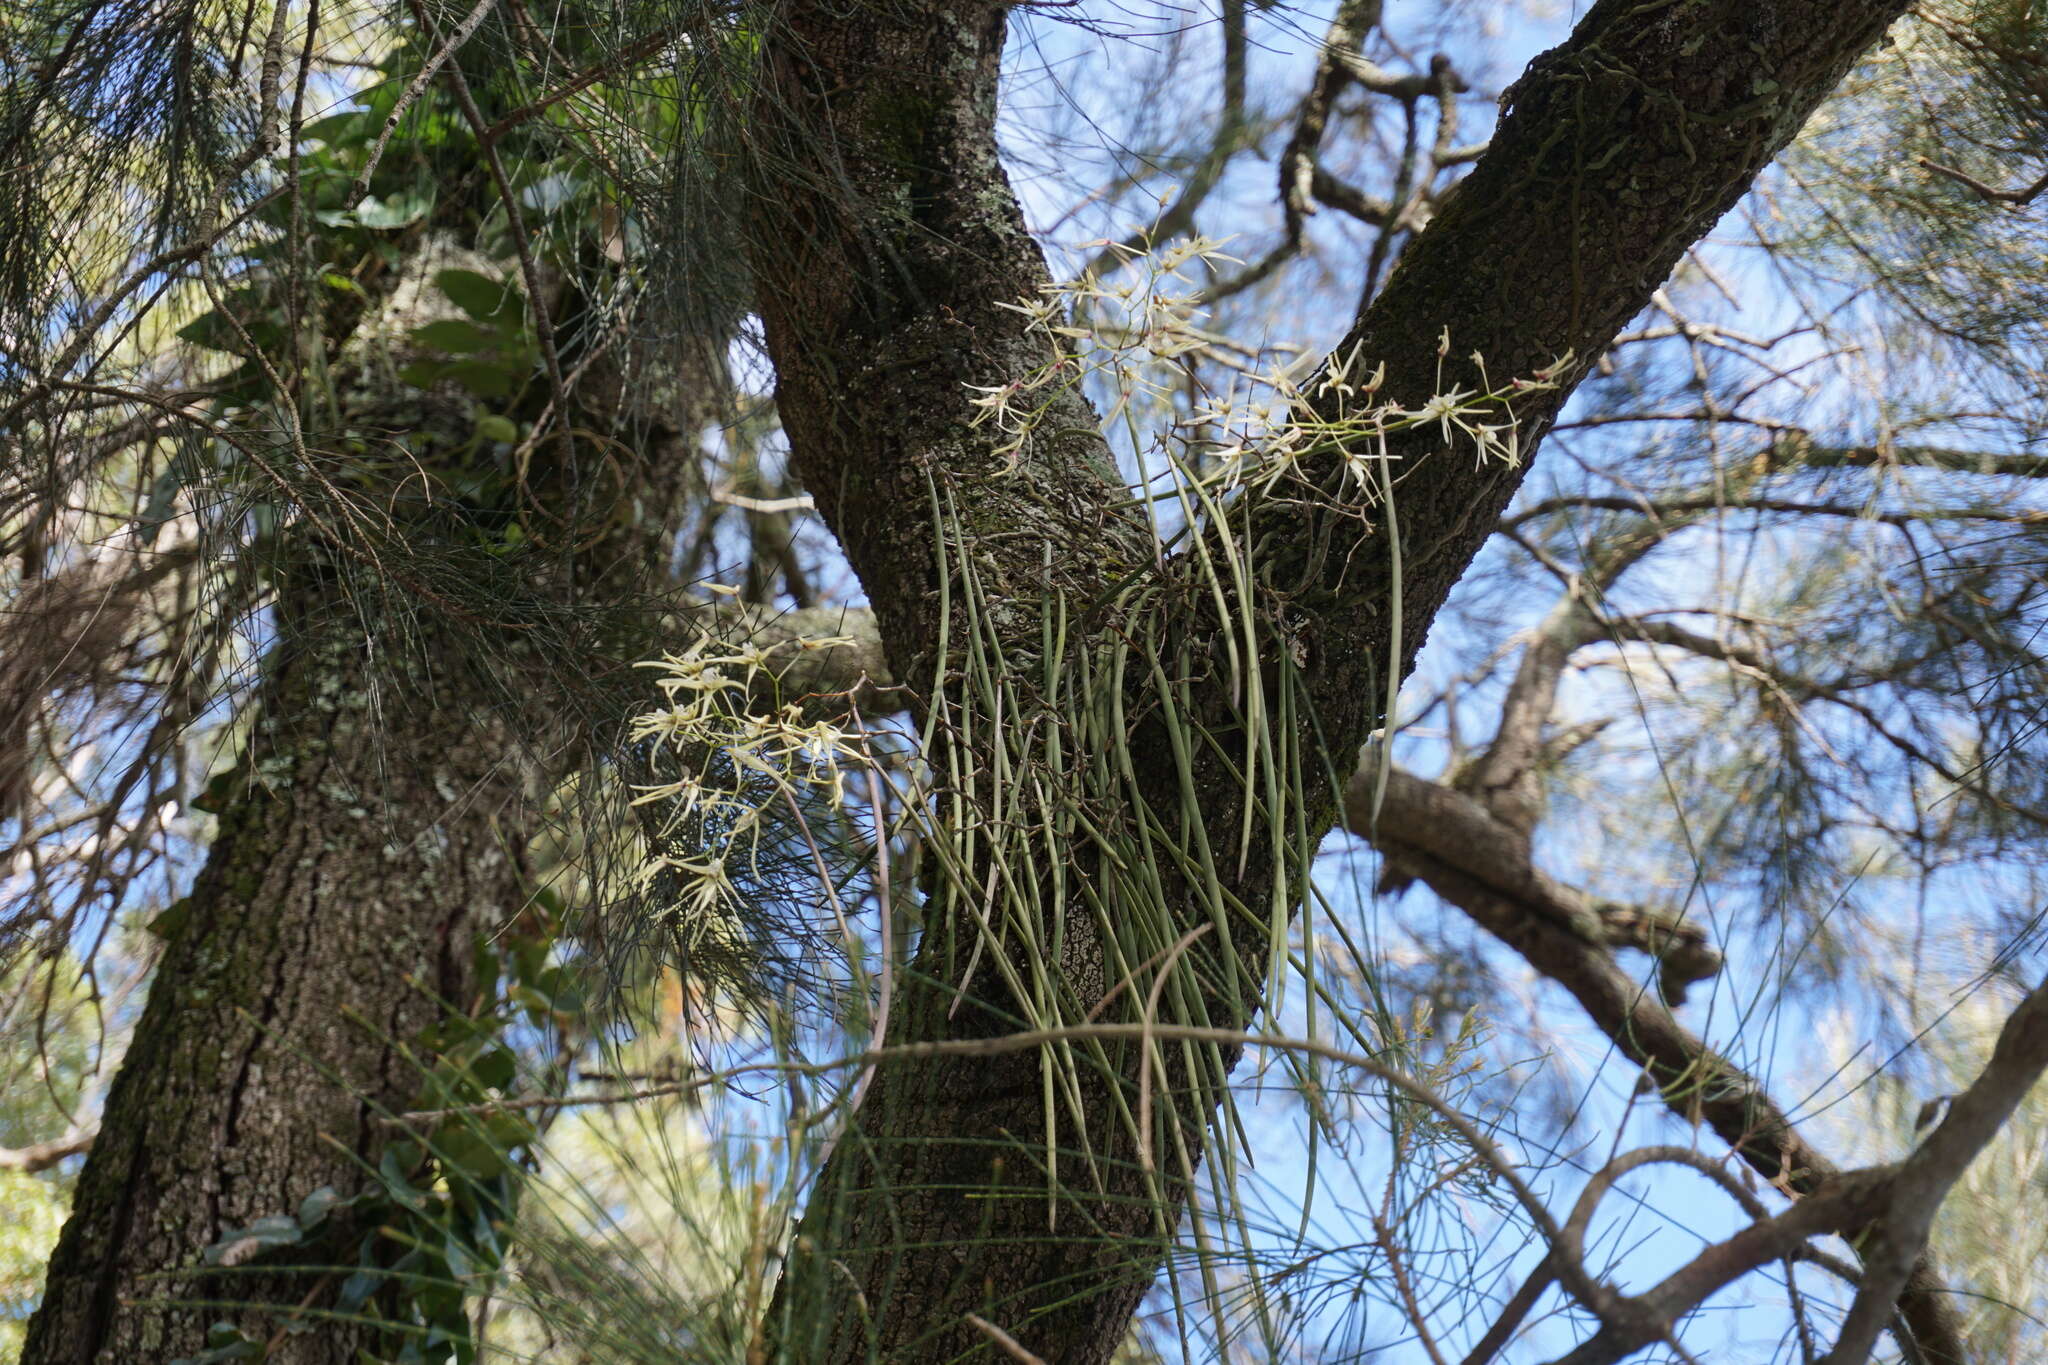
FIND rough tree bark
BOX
[21,573,530,1365]
[742,1,1917,1361]
[21,286,730,1364]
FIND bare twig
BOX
[1078,0,1249,283]
[478,25,680,146]
[964,1314,1049,1364]
[1373,1210,1451,1365]
[0,1126,95,1173]
[1820,976,2048,1365]
[408,0,571,423]
[1339,762,1968,1363]
[1199,0,1380,302]
[1915,155,2048,206]
[352,0,501,200]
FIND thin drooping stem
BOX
[737,0,1917,1358]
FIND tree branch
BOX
[1914,155,2048,206]
[1339,758,1966,1362]
[1078,0,1250,283]
[1765,434,2048,479]
[1820,976,2048,1365]
[1353,765,1723,999]
[737,0,1924,1355]
[0,1126,95,1173]
[1598,613,2048,830]
[1505,493,2046,529]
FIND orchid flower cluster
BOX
[964,230,1571,507]
[627,630,866,940]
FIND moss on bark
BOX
[743,1,1920,1362]
[21,578,530,1365]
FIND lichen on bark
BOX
[740,0,1923,1361]
[22,570,532,1365]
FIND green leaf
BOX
[297,1184,343,1229]
[302,111,367,147]
[338,1267,381,1312]
[176,290,281,357]
[441,361,515,399]
[470,1047,516,1092]
[396,360,448,390]
[191,766,243,814]
[321,270,369,298]
[353,190,435,229]
[434,269,519,323]
[410,319,494,354]
[434,1124,514,1180]
[473,414,518,444]
[378,1148,432,1213]
[414,1014,494,1055]
[441,1235,479,1281]
[483,1112,536,1149]
[147,897,193,941]
[139,466,183,544]
[176,311,233,352]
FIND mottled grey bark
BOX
[15,174,738,1351]
[21,573,530,1365]
[742,1,1920,1361]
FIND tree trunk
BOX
[744,0,1913,1360]
[21,570,531,1364]
[17,153,736,1347]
